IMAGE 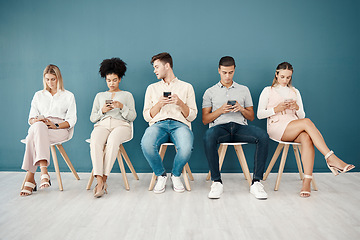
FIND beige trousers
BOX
[22,118,70,173]
[90,117,131,176]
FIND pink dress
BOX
[266,87,299,141]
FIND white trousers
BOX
[22,118,70,173]
[90,117,131,176]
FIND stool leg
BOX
[275,144,289,191]
[311,176,319,191]
[56,144,80,180]
[293,145,304,180]
[263,144,284,180]
[234,145,252,186]
[117,151,130,191]
[86,169,94,190]
[120,144,139,180]
[182,167,191,191]
[184,163,194,181]
[51,145,63,191]
[149,173,157,191]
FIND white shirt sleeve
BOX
[28,92,40,124]
[294,89,305,119]
[142,85,153,122]
[257,87,275,119]
[185,84,197,122]
[64,92,77,128]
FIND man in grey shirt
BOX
[202,56,269,199]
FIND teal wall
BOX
[1,0,359,173]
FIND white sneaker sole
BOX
[208,193,222,199]
[250,191,267,200]
[173,186,185,193]
[154,187,165,194]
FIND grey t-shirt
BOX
[202,81,253,127]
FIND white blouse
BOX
[257,85,305,120]
[28,90,77,128]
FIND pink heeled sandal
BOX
[300,175,312,198]
[325,150,355,176]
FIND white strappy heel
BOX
[300,175,312,198]
[20,182,37,196]
[39,173,51,189]
[325,150,355,176]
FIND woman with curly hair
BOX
[90,58,136,198]
[257,62,355,198]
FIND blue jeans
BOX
[203,122,269,181]
[141,120,194,176]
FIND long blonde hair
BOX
[271,62,294,88]
[42,64,64,91]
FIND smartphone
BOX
[163,92,171,98]
[227,100,236,106]
[36,115,45,120]
[106,100,113,106]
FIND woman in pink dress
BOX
[257,62,354,197]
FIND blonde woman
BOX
[257,62,354,198]
[90,58,136,198]
[20,64,77,196]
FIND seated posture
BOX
[90,58,136,198]
[257,62,355,197]
[141,52,197,193]
[202,56,269,200]
[20,64,77,196]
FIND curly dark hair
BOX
[99,58,127,78]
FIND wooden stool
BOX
[263,139,318,191]
[148,143,193,191]
[86,122,139,191]
[21,138,80,191]
[206,142,252,186]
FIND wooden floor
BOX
[1,172,359,240]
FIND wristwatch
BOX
[55,123,60,129]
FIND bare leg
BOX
[95,175,104,194]
[293,132,314,197]
[20,171,36,196]
[39,160,50,189]
[102,175,108,193]
[282,118,353,170]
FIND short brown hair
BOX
[151,52,173,68]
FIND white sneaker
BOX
[154,175,167,194]
[250,181,268,200]
[208,182,223,199]
[171,175,185,193]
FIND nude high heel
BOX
[325,150,355,176]
[300,175,312,198]
[93,183,105,198]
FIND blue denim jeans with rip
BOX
[141,120,194,176]
[203,122,269,181]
